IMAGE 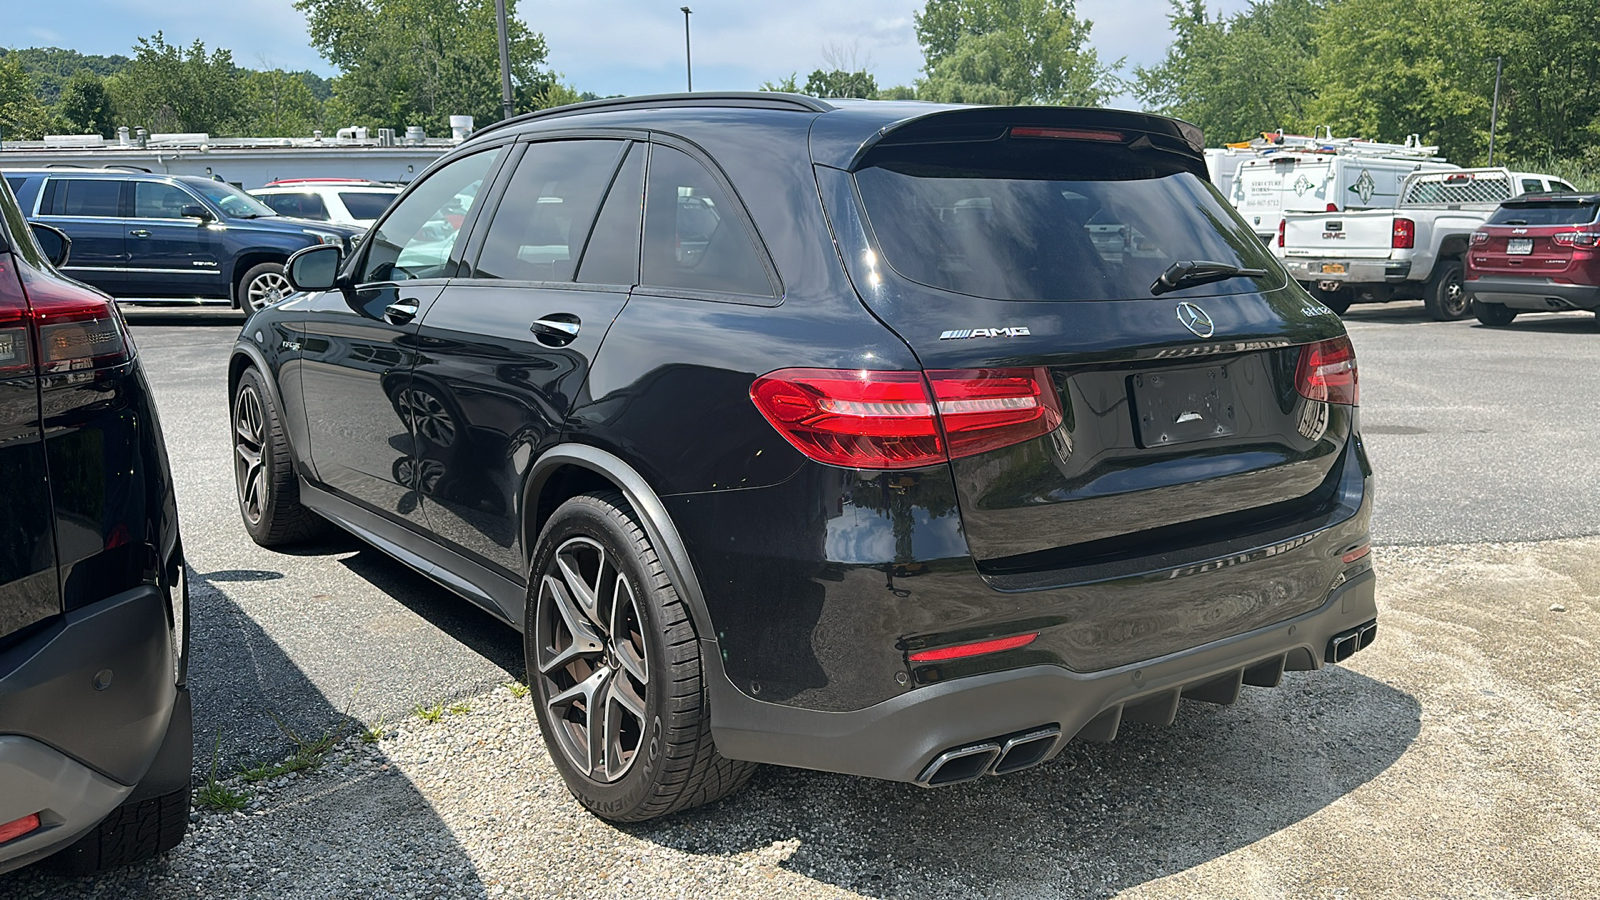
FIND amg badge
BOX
[939,327,1031,340]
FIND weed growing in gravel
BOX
[196,730,250,812]
[361,715,389,743]
[254,710,349,779]
[507,681,530,699]
[447,701,472,715]
[414,702,447,723]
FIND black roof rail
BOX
[471,92,836,141]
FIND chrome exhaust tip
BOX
[915,742,1001,787]
[992,726,1062,776]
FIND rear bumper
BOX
[0,587,180,873]
[711,568,1377,783]
[1466,276,1600,311]
[1283,257,1412,284]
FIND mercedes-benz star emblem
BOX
[1176,302,1215,338]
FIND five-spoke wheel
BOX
[535,536,650,783]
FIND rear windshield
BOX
[1488,201,1599,226]
[340,191,398,220]
[854,141,1277,302]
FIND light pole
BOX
[681,7,693,92]
[495,0,514,120]
[1487,56,1503,166]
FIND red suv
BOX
[1468,193,1600,326]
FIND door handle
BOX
[129,229,151,238]
[383,302,419,325]
[531,315,581,346]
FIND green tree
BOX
[1310,0,1491,162]
[913,0,1120,106]
[57,71,117,136]
[1480,0,1600,163]
[298,0,552,128]
[877,84,919,100]
[804,69,878,99]
[241,69,324,136]
[0,54,65,139]
[108,33,243,134]
[759,73,801,93]
[0,47,130,105]
[1135,0,1322,144]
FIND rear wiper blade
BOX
[1151,260,1268,296]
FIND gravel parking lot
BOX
[3,302,1598,899]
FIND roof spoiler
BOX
[810,105,1207,171]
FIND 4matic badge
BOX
[939,327,1031,340]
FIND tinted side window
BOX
[361,148,502,283]
[576,145,645,286]
[473,140,623,282]
[338,192,396,220]
[45,179,122,217]
[641,146,773,298]
[134,182,198,219]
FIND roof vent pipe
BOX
[449,115,473,142]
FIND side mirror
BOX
[285,244,342,292]
[181,205,214,222]
[28,222,71,268]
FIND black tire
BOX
[1423,261,1472,321]
[525,491,755,822]
[233,367,328,546]
[1309,285,1352,315]
[1475,302,1518,327]
[238,262,291,313]
[47,786,189,875]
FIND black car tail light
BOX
[749,367,1063,469]
[0,251,131,377]
[1295,336,1359,406]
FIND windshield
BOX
[183,179,278,218]
[1488,201,1599,226]
[856,155,1279,302]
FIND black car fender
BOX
[522,444,724,672]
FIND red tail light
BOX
[1277,218,1286,248]
[1470,231,1488,245]
[1391,217,1415,249]
[1295,336,1359,406]
[750,367,1063,469]
[1326,203,1339,212]
[1553,230,1600,249]
[0,251,131,378]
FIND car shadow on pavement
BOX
[631,666,1420,898]
[0,566,494,899]
[1473,313,1600,333]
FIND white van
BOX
[1229,147,1457,242]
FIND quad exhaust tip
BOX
[1326,619,1378,664]
[915,726,1062,787]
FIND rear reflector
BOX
[1342,543,1372,564]
[1392,217,1416,250]
[1295,336,1359,406]
[750,368,1063,469]
[909,632,1038,662]
[1009,126,1124,143]
[0,813,40,844]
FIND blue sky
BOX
[9,0,1254,110]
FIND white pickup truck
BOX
[1278,168,1576,319]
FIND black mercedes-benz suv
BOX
[0,180,190,872]
[230,94,1376,822]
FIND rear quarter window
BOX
[338,192,398,221]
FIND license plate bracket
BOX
[1320,262,1347,274]
[1131,365,1238,448]
[1507,238,1533,255]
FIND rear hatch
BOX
[1471,196,1600,281]
[832,110,1353,574]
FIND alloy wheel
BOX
[233,385,266,525]
[1442,276,1468,317]
[246,271,293,310]
[534,536,650,783]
